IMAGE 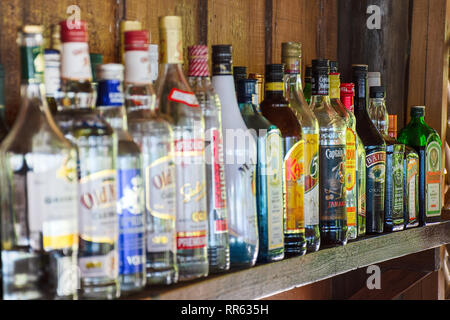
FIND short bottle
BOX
[187,45,230,273]
[96,63,146,294]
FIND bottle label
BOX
[284,140,305,232]
[311,73,329,96]
[97,79,124,107]
[124,50,152,84]
[366,150,386,221]
[304,134,319,226]
[160,29,183,64]
[44,52,61,96]
[61,42,92,81]
[425,140,442,217]
[407,157,419,221]
[392,147,405,222]
[26,159,78,251]
[319,145,346,222]
[145,156,176,253]
[21,46,44,83]
[265,82,284,92]
[345,129,357,227]
[265,131,284,250]
[117,169,145,275]
[168,88,199,108]
[174,136,208,250]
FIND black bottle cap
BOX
[212,45,232,64]
[370,86,385,98]
[329,61,339,73]
[411,106,425,117]
[312,59,330,76]
[305,65,312,78]
[265,64,284,82]
[237,79,256,104]
[233,66,247,79]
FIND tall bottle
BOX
[281,43,319,253]
[187,45,230,273]
[237,79,285,262]
[329,70,358,240]
[124,30,178,285]
[96,64,146,293]
[0,25,78,300]
[156,16,208,281]
[0,64,9,141]
[54,20,119,299]
[311,59,347,247]
[352,65,386,234]
[398,106,442,226]
[341,83,366,238]
[211,45,258,268]
[260,64,306,257]
[368,86,389,136]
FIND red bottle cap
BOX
[59,20,88,43]
[124,30,149,51]
[340,83,355,112]
[188,45,210,77]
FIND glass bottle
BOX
[0,25,78,300]
[303,65,312,105]
[211,45,258,269]
[124,30,178,285]
[43,25,61,115]
[341,83,366,238]
[96,63,146,294]
[352,65,386,234]
[54,20,119,300]
[311,59,347,247]
[281,43,319,253]
[0,64,9,141]
[329,72,358,240]
[249,73,265,108]
[187,45,230,273]
[260,64,306,257]
[368,86,389,136]
[237,79,285,262]
[398,106,442,226]
[157,16,208,281]
[233,66,247,94]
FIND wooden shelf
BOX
[128,221,450,300]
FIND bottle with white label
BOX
[96,63,146,294]
[124,30,178,286]
[156,16,208,281]
[0,25,79,300]
[53,20,119,300]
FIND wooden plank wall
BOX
[0,0,338,126]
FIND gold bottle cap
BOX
[22,25,44,34]
[159,16,182,30]
[281,42,302,58]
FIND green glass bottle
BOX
[398,106,442,226]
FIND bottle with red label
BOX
[187,45,230,274]
[156,16,208,281]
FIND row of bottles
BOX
[0,16,443,300]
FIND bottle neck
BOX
[329,73,341,100]
[125,49,153,84]
[265,80,285,99]
[341,94,354,113]
[284,73,303,96]
[410,115,426,125]
[353,75,368,112]
[212,62,232,77]
[97,79,127,130]
[98,106,127,131]
[311,71,329,97]
[238,100,256,115]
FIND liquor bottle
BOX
[96,63,146,293]
[44,25,61,114]
[124,30,178,285]
[303,65,312,105]
[368,86,389,136]
[398,106,442,225]
[341,83,366,237]
[368,72,381,88]
[149,44,159,83]
[389,115,419,229]
[237,78,285,262]
[211,44,259,268]
[0,64,9,141]
[157,16,208,280]
[0,25,78,300]
[249,73,265,107]
[187,45,230,273]
[311,59,347,247]
[260,64,307,257]
[233,66,247,91]
[281,43,319,253]
[120,20,142,65]
[54,20,119,299]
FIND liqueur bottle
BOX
[260,64,307,257]
[96,63,146,293]
[237,78,285,262]
[0,64,9,141]
[303,65,312,105]
[311,59,347,247]
[341,83,366,237]
[389,115,420,229]
[54,20,119,300]
[329,71,358,240]
[398,106,442,225]
[157,16,208,280]
[124,30,178,285]
[211,44,258,269]
[187,45,230,273]
[1,25,78,300]
[368,86,389,136]
[352,65,386,234]
[281,43,319,253]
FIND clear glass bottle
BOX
[124,30,178,285]
[311,59,347,247]
[187,45,230,273]
[282,43,319,253]
[54,20,119,300]
[96,63,146,294]
[0,25,78,300]
[157,16,208,281]
[368,86,389,136]
[237,79,285,263]
[211,45,258,269]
